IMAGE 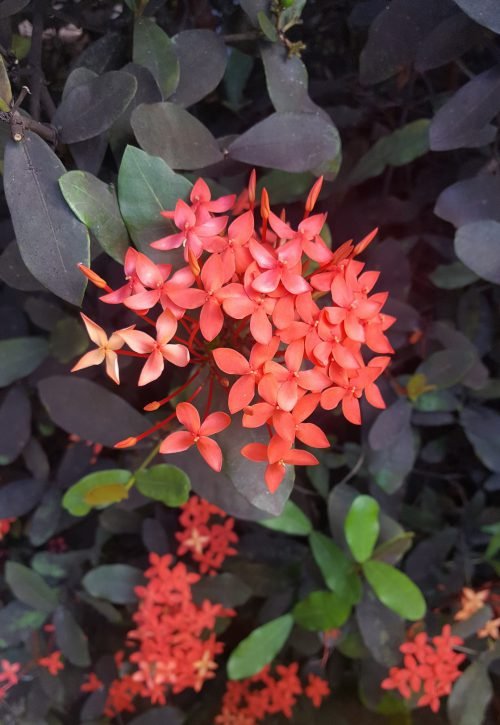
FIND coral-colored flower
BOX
[477,617,500,639]
[71,313,133,385]
[160,402,230,471]
[151,198,228,259]
[304,673,330,707]
[0,660,20,687]
[241,439,319,493]
[38,651,64,676]
[0,518,15,541]
[81,672,104,693]
[454,587,489,621]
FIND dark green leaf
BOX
[54,606,90,667]
[0,478,46,518]
[0,55,12,109]
[0,601,46,648]
[0,337,48,387]
[5,562,58,613]
[0,0,31,19]
[362,560,426,621]
[454,220,500,285]
[227,614,293,680]
[461,406,500,472]
[447,658,493,725]
[224,48,253,109]
[133,17,179,99]
[62,67,97,100]
[170,29,227,107]
[72,31,126,74]
[131,102,223,170]
[59,171,129,263]
[82,564,144,604]
[371,532,414,565]
[430,66,500,151]
[309,531,361,603]
[257,11,278,41]
[415,12,483,72]
[261,44,318,114]
[136,464,190,507]
[54,71,137,143]
[430,261,478,289]
[128,706,185,725]
[27,489,62,546]
[49,317,89,364]
[417,348,476,388]
[452,0,500,33]
[117,145,191,249]
[344,495,380,563]
[435,174,500,228]
[4,133,90,305]
[38,376,148,447]
[228,112,341,173]
[260,500,312,535]
[0,387,31,465]
[192,573,252,609]
[293,590,352,631]
[62,469,131,516]
[368,399,412,451]
[0,242,45,292]
[356,587,406,666]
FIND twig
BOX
[0,85,58,144]
[27,0,46,121]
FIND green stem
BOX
[125,441,162,491]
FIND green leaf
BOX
[344,495,380,563]
[0,337,48,387]
[293,590,352,631]
[455,220,500,285]
[430,261,478,289]
[349,120,429,186]
[259,500,312,535]
[49,317,89,364]
[227,614,293,680]
[5,562,58,613]
[117,145,191,250]
[257,11,278,42]
[82,564,144,604]
[133,17,179,99]
[59,171,129,263]
[62,469,131,516]
[309,531,362,603]
[460,406,500,472]
[136,464,190,507]
[171,29,227,108]
[4,133,90,305]
[362,560,426,621]
[447,658,494,725]
[131,102,223,170]
[0,55,12,110]
[54,606,90,667]
[417,348,476,389]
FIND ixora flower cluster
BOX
[74,173,395,491]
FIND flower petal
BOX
[296,422,329,448]
[119,329,156,354]
[156,309,177,344]
[241,442,268,462]
[160,430,195,454]
[162,344,190,367]
[200,411,231,436]
[176,402,201,434]
[200,297,224,342]
[138,348,164,386]
[80,313,107,347]
[228,374,255,413]
[71,348,105,372]
[265,462,286,493]
[212,348,250,375]
[197,436,223,471]
[104,350,120,385]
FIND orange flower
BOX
[454,587,489,621]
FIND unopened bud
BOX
[220,377,230,388]
[305,175,324,214]
[260,188,270,221]
[188,248,201,277]
[248,169,256,205]
[114,437,137,449]
[353,227,378,257]
[78,263,108,289]
[144,401,160,411]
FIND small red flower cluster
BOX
[0,659,21,703]
[103,552,234,718]
[215,665,330,724]
[176,495,238,575]
[0,518,15,541]
[74,173,394,492]
[381,625,465,713]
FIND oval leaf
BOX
[54,606,90,667]
[344,495,380,563]
[62,469,131,517]
[227,614,293,680]
[362,560,426,621]
[0,337,48,387]
[133,17,179,99]
[37,376,148,447]
[131,102,223,170]
[368,399,412,451]
[4,133,90,305]
[454,220,500,285]
[228,112,341,173]
[0,386,31,464]
[293,590,352,631]
[461,406,500,472]
[259,500,312,536]
[452,0,500,33]
[417,348,477,388]
[136,464,191,507]
[0,478,46,518]
[309,531,362,603]
[82,564,144,604]
[170,29,227,107]
[59,171,129,263]
[54,71,137,143]
[5,562,58,613]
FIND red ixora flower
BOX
[38,651,64,676]
[73,172,396,494]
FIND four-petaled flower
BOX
[71,313,133,385]
[160,402,230,471]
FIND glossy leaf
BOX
[0,386,31,464]
[362,560,426,621]
[309,531,362,603]
[171,29,227,107]
[38,376,148,447]
[344,495,380,563]
[461,406,500,472]
[454,220,500,285]
[259,500,312,535]
[228,112,341,173]
[227,614,293,680]
[430,65,500,151]
[133,17,179,99]
[117,145,192,249]
[59,171,129,263]
[5,562,58,613]
[62,469,131,517]
[0,337,48,387]
[4,133,90,305]
[131,102,223,170]
[54,71,137,143]
[54,606,91,667]
[451,0,500,33]
[293,590,352,631]
[136,464,191,507]
[82,564,144,604]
